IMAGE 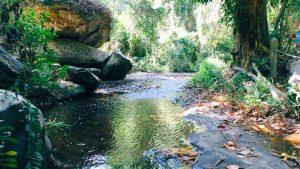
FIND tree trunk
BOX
[234,0,270,69]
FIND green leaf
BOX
[0,137,19,144]
[2,163,17,168]
[0,158,17,163]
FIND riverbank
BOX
[178,85,300,168]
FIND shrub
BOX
[167,37,200,72]
[189,59,221,89]
[15,9,55,57]
[110,20,131,54]
[10,9,58,96]
[130,35,149,59]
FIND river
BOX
[43,73,193,168]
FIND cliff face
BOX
[34,0,113,48]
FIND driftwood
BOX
[233,64,284,101]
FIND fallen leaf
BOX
[284,133,300,145]
[252,125,260,132]
[223,141,238,151]
[217,124,226,131]
[252,124,270,133]
[259,125,270,133]
[217,96,227,102]
[226,165,240,169]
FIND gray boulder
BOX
[100,51,133,80]
[66,66,100,91]
[0,90,51,168]
[49,39,111,69]
[0,46,23,89]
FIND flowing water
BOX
[43,73,193,169]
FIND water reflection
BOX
[44,95,192,168]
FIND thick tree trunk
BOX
[234,0,270,70]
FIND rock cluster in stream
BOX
[33,0,133,92]
[49,39,133,91]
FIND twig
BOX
[276,49,300,59]
[211,157,226,169]
[233,134,242,142]
[222,132,231,141]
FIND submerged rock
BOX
[34,0,113,47]
[0,46,23,89]
[100,51,133,80]
[49,39,111,69]
[0,90,51,168]
[66,66,100,91]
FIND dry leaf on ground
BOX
[284,133,300,146]
[223,141,238,151]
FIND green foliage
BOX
[46,119,70,136]
[15,9,55,56]
[231,72,251,93]
[233,75,282,113]
[58,65,69,79]
[0,123,18,168]
[0,90,44,169]
[111,20,131,54]
[129,0,165,43]
[201,26,234,63]
[232,73,250,88]
[174,0,196,31]
[132,36,200,73]
[9,9,60,97]
[244,81,269,105]
[286,88,300,118]
[130,35,149,59]
[24,103,43,169]
[189,59,221,89]
[166,37,199,72]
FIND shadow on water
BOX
[43,76,193,168]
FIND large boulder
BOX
[100,51,133,80]
[66,66,101,92]
[34,0,113,47]
[49,39,111,69]
[0,90,51,168]
[0,46,23,89]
